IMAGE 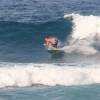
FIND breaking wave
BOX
[63,14,100,55]
[0,63,99,88]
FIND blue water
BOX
[0,0,100,100]
[0,85,100,100]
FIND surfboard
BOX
[47,49,64,56]
[44,41,64,56]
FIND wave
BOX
[1,13,100,62]
[0,18,70,45]
[0,63,99,88]
[0,19,72,62]
[63,13,100,55]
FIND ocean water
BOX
[0,0,100,100]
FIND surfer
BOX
[44,36,58,50]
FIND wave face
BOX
[0,63,100,88]
[0,19,72,62]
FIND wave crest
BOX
[63,14,100,55]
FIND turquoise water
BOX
[0,85,100,100]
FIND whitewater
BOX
[62,14,100,55]
[0,63,100,88]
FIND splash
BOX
[63,13,100,55]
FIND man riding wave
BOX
[44,36,58,50]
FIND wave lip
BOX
[0,63,100,88]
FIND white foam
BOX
[0,63,100,87]
[63,14,100,55]
[61,39,97,55]
[64,14,100,39]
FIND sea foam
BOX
[0,63,100,88]
[63,14,100,55]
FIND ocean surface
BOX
[0,0,100,100]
